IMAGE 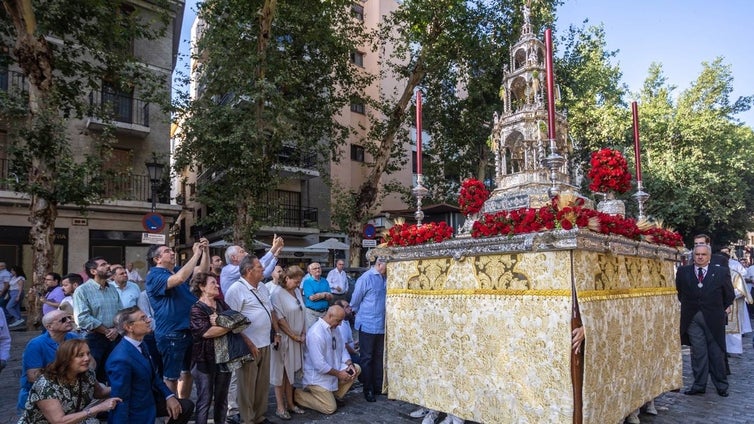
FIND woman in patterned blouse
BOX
[19,339,121,423]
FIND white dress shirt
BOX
[225,277,273,348]
[302,317,350,391]
[326,268,349,295]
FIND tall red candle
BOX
[416,90,422,175]
[631,101,642,182]
[544,28,557,141]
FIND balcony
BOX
[102,171,169,203]
[275,143,320,179]
[0,159,168,203]
[0,69,27,95]
[86,90,150,138]
[256,204,318,228]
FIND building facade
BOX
[0,1,185,283]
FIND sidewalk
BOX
[2,325,753,423]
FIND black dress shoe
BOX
[717,389,729,397]
[364,390,376,402]
[683,388,705,395]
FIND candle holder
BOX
[634,180,650,220]
[412,174,429,227]
[543,139,565,198]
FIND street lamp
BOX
[145,154,164,212]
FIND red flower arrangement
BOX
[470,195,684,248]
[458,178,490,216]
[384,221,454,247]
[587,148,632,195]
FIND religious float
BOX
[373,11,684,424]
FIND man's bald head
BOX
[323,304,346,328]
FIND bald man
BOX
[294,305,360,414]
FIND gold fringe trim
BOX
[387,287,677,300]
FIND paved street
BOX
[2,322,753,424]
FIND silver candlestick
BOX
[543,139,565,199]
[412,174,429,227]
[634,180,650,220]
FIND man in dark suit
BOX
[106,306,194,424]
[676,244,735,397]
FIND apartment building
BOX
[175,0,421,266]
[0,1,185,279]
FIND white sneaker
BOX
[439,414,464,424]
[645,400,657,415]
[421,410,439,424]
[410,408,430,418]
[626,410,640,424]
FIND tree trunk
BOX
[347,57,427,265]
[27,194,56,329]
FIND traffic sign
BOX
[363,224,376,239]
[362,239,377,248]
[142,212,165,233]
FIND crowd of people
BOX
[1,230,753,424]
[3,236,392,424]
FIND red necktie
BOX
[697,267,704,283]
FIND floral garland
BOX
[383,221,453,247]
[471,196,684,248]
[587,148,632,195]
[458,178,490,216]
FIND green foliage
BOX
[174,0,372,243]
[0,0,172,205]
[637,60,754,244]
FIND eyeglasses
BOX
[332,336,336,350]
[58,316,72,324]
[311,267,321,270]
[295,298,303,311]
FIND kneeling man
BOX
[295,305,360,414]
[107,306,194,423]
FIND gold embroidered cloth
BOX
[384,240,682,424]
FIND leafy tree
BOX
[335,0,560,264]
[638,59,754,245]
[0,0,171,326]
[173,0,371,244]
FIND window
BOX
[351,4,364,22]
[350,144,365,162]
[350,103,365,114]
[101,81,134,123]
[350,51,364,67]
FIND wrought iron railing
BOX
[88,90,150,127]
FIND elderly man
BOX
[18,309,78,412]
[302,262,333,329]
[350,258,387,402]
[110,265,141,308]
[220,238,282,424]
[334,299,359,364]
[220,235,284,295]
[107,306,194,424]
[74,256,122,382]
[326,260,349,301]
[225,255,279,424]
[294,305,360,414]
[677,244,734,397]
[146,239,209,398]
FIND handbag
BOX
[216,309,251,333]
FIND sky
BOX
[175,0,754,128]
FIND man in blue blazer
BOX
[106,306,194,424]
[676,244,735,397]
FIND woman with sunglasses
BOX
[19,338,121,423]
[270,266,307,419]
